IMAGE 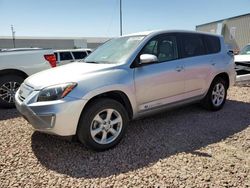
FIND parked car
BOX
[234,44,250,74]
[0,48,56,108]
[15,30,235,151]
[54,49,92,66]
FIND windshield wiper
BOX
[85,60,115,64]
[85,61,99,64]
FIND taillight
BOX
[44,54,56,67]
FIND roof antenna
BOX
[11,25,16,48]
[119,0,123,36]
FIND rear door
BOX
[179,33,214,97]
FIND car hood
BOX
[234,54,250,62]
[25,62,118,90]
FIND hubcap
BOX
[0,81,20,104]
[212,83,225,107]
[90,108,123,145]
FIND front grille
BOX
[18,84,34,102]
[235,61,250,67]
[18,95,25,102]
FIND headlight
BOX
[37,83,77,102]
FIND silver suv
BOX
[15,30,236,151]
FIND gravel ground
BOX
[0,85,249,187]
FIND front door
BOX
[134,34,185,112]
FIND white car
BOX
[234,44,250,74]
[0,48,56,107]
[54,49,92,66]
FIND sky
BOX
[0,0,249,37]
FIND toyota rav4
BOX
[15,30,236,151]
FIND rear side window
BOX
[72,51,87,59]
[182,34,205,58]
[60,52,73,61]
[204,35,221,54]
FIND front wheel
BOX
[77,98,129,151]
[0,75,24,108]
[202,77,227,111]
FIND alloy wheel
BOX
[90,108,123,145]
[212,83,225,107]
[0,81,20,104]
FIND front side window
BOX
[142,40,158,55]
[182,34,205,58]
[85,36,145,64]
[60,52,73,61]
[141,35,178,62]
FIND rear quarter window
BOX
[204,35,221,54]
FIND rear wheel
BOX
[202,77,227,111]
[0,75,24,108]
[77,98,129,151]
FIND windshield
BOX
[84,36,145,64]
[240,45,250,55]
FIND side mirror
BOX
[227,50,234,57]
[140,54,158,64]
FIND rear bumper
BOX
[15,91,87,136]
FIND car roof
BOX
[55,48,92,52]
[123,29,222,38]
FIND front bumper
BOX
[15,88,87,136]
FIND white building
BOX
[0,36,110,49]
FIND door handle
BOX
[210,59,216,66]
[175,66,184,72]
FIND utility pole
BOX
[11,25,16,48]
[119,0,123,36]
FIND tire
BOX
[0,75,24,108]
[77,98,129,151]
[202,77,227,111]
